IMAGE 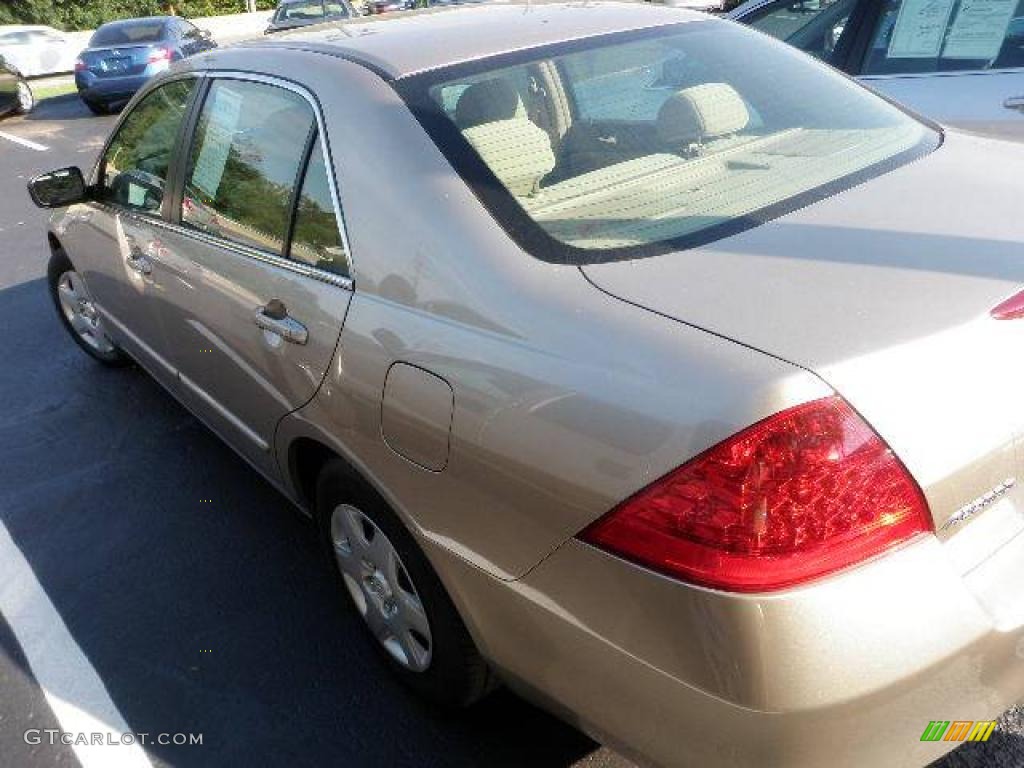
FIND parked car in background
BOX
[0,25,78,77]
[730,0,1024,140]
[365,0,414,14]
[27,5,1024,768]
[646,0,735,14]
[75,16,216,115]
[266,0,357,32]
[0,53,33,117]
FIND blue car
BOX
[75,16,216,115]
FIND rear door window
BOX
[100,78,197,214]
[180,79,315,254]
[862,0,1024,73]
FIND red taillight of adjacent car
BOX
[579,396,931,593]
[147,47,172,64]
[74,58,86,72]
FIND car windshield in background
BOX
[90,21,166,46]
[399,22,939,262]
[277,1,327,21]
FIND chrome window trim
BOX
[183,69,356,284]
[153,215,354,290]
[859,67,1024,81]
[93,201,354,290]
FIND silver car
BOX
[27,3,1024,767]
[0,25,78,78]
[729,0,1024,141]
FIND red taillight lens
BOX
[75,58,86,72]
[991,289,1024,320]
[147,47,172,63]
[579,396,931,592]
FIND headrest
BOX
[463,118,555,197]
[656,83,749,147]
[455,78,520,130]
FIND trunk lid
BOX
[80,45,161,77]
[582,131,1024,537]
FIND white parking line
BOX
[0,130,49,152]
[0,519,153,768]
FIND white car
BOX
[729,0,1024,141]
[0,25,78,77]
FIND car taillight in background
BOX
[147,47,172,64]
[74,58,86,72]
[579,395,931,593]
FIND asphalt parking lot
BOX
[0,95,1019,768]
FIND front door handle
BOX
[255,299,308,345]
[1003,96,1024,112]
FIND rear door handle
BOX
[1003,96,1024,112]
[127,249,153,275]
[255,299,308,345]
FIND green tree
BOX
[0,0,277,31]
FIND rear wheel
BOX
[82,98,108,116]
[48,251,128,366]
[316,459,494,706]
[14,80,33,115]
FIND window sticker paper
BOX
[943,0,1016,59]
[887,0,957,57]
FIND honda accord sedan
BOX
[28,4,1024,767]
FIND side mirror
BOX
[28,167,89,209]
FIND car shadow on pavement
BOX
[23,94,117,123]
[0,276,620,768]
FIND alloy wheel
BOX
[56,270,116,355]
[330,503,433,672]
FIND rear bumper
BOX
[75,67,164,104]
[430,524,1024,767]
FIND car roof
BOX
[246,0,704,79]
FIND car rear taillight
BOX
[74,58,86,72]
[147,47,172,63]
[991,289,1024,320]
[579,396,931,593]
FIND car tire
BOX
[47,250,129,366]
[82,98,109,116]
[316,458,495,707]
[14,80,34,115]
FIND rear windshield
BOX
[397,21,939,263]
[90,21,166,46]
[276,1,326,21]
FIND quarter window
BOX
[863,0,1024,74]
[181,79,314,254]
[101,78,196,214]
[289,140,348,275]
